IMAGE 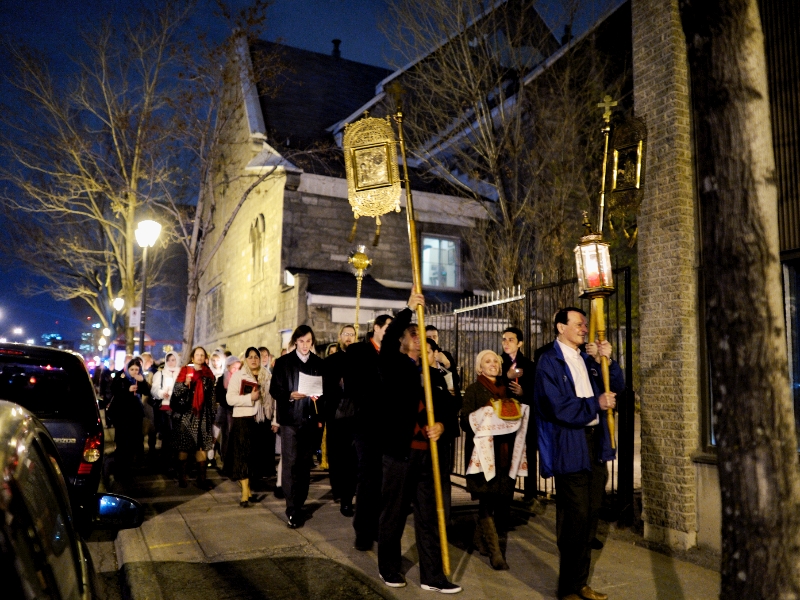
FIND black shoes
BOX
[274,486,285,499]
[240,500,250,508]
[421,581,462,594]
[379,573,406,588]
[340,503,354,517]
[287,514,302,529]
[354,537,373,552]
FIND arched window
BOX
[249,215,266,282]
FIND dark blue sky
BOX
[0,0,393,346]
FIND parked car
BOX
[0,344,104,520]
[0,401,142,599]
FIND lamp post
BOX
[135,220,161,356]
[574,212,616,448]
[347,245,372,339]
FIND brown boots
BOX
[178,459,188,488]
[479,516,509,570]
[473,520,489,556]
[196,460,214,490]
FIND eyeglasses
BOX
[341,332,356,338]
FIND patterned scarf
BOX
[177,363,216,415]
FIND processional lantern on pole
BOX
[575,94,646,450]
[342,84,451,576]
[347,245,372,339]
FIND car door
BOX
[11,434,88,600]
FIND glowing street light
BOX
[25,339,34,345]
[102,327,111,337]
[13,327,22,335]
[113,297,125,312]
[135,219,162,354]
[98,337,107,346]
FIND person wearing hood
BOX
[151,351,182,469]
[214,355,241,472]
[210,349,226,380]
[109,358,150,481]
[172,346,218,489]
[226,347,274,507]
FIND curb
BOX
[115,527,164,600]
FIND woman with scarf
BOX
[172,346,217,489]
[226,347,274,507]
[150,351,182,470]
[109,358,149,481]
[461,349,530,571]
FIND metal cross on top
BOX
[597,94,618,123]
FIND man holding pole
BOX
[376,292,461,594]
[534,307,623,600]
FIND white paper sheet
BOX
[298,372,323,397]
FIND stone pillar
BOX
[632,0,700,549]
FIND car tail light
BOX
[82,433,102,464]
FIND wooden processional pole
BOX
[395,108,451,576]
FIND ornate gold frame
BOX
[342,116,401,219]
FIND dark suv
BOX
[0,343,104,519]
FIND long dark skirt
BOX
[228,416,256,481]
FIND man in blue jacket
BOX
[534,307,624,600]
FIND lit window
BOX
[422,236,459,289]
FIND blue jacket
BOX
[534,341,625,478]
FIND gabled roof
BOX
[251,40,392,148]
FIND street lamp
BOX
[13,327,22,336]
[102,327,111,337]
[135,219,162,355]
[113,297,125,312]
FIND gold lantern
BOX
[575,214,614,298]
[347,245,372,338]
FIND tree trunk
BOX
[680,0,800,596]
[182,272,200,365]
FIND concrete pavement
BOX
[106,466,720,600]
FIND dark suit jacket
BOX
[270,351,325,428]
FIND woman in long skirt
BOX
[226,347,274,507]
[172,347,217,489]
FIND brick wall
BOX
[631,0,701,548]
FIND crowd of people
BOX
[96,299,623,600]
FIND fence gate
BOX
[427,267,635,525]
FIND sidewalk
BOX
[111,468,720,600]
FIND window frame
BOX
[420,234,461,291]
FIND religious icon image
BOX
[353,144,392,190]
[611,141,642,191]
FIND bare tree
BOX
[382,0,624,290]
[0,4,193,348]
[680,0,800,595]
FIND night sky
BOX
[0,0,393,347]
[0,0,613,349]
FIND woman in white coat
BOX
[150,351,182,469]
[226,346,274,507]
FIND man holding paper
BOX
[269,325,325,529]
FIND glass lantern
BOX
[574,234,614,298]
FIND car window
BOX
[0,355,96,420]
[17,439,83,600]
